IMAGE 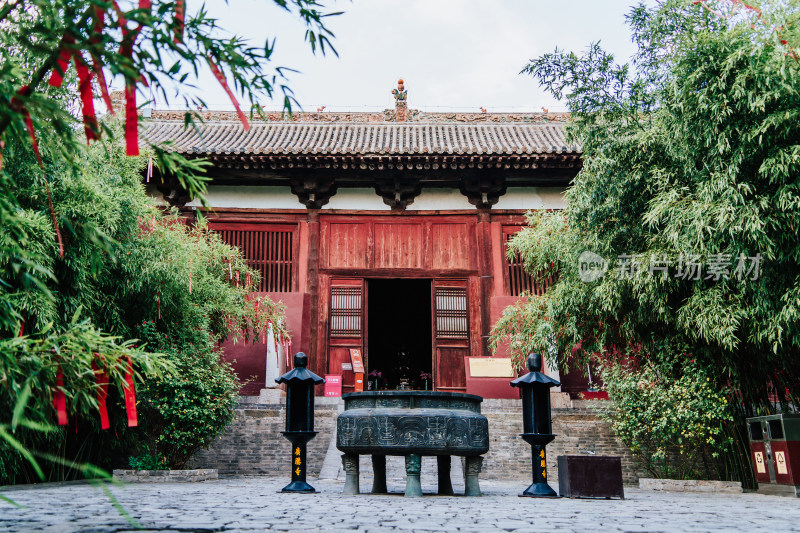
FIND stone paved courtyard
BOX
[1,477,798,533]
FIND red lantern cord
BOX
[91,361,110,430]
[174,0,186,44]
[207,57,250,131]
[53,365,68,426]
[123,356,138,427]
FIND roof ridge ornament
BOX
[392,79,408,123]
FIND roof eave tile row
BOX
[143,120,581,158]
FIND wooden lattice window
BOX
[330,286,362,337]
[212,224,295,292]
[504,226,554,296]
[435,286,468,339]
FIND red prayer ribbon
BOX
[123,356,138,427]
[125,83,139,155]
[174,0,186,44]
[90,6,115,116]
[48,35,75,87]
[73,53,99,142]
[44,180,65,258]
[53,365,68,426]
[91,361,111,430]
[207,57,250,131]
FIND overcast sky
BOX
[152,0,648,113]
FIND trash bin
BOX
[746,414,800,496]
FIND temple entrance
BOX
[367,279,432,390]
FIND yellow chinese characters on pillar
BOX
[540,460,546,468]
[295,447,301,456]
[295,457,302,466]
[295,467,301,476]
[540,450,545,458]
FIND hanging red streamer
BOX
[48,35,75,87]
[11,87,42,167]
[91,7,115,116]
[53,365,68,426]
[18,319,24,337]
[73,53,99,142]
[117,0,152,156]
[207,57,250,131]
[174,0,186,44]
[125,83,139,155]
[123,357,138,427]
[44,180,65,258]
[91,361,111,430]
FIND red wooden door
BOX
[433,279,469,391]
[327,278,364,392]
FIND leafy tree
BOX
[491,0,799,482]
[0,0,336,488]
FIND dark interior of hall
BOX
[367,279,432,390]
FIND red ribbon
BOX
[123,356,138,427]
[91,6,115,116]
[207,57,250,131]
[53,365,68,426]
[73,53,99,142]
[174,0,185,43]
[48,35,75,87]
[18,319,24,337]
[125,83,139,155]
[91,361,110,430]
[117,0,151,156]
[11,87,42,167]
[44,180,65,258]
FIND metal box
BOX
[557,455,624,499]
[747,414,800,496]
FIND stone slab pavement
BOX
[1,476,798,533]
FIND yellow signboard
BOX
[776,451,788,475]
[755,452,766,473]
[469,358,514,378]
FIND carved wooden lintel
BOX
[156,176,192,208]
[459,175,506,209]
[290,176,337,209]
[374,177,422,211]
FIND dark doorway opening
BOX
[367,279,432,390]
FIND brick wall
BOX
[190,394,643,484]
[189,402,338,477]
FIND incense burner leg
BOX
[437,455,454,495]
[342,453,360,495]
[404,454,423,498]
[464,455,483,497]
[371,454,387,494]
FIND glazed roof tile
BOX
[143,112,578,157]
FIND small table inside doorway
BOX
[335,391,489,497]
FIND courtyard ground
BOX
[1,476,798,532]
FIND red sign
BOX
[324,375,342,397]
[354,373,364,392]
[350,349,365,374]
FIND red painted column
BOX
[477,209,493,356]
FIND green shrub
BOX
[599,362,734,480]
[128,454,168,471]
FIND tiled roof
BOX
[143,112,578,157]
